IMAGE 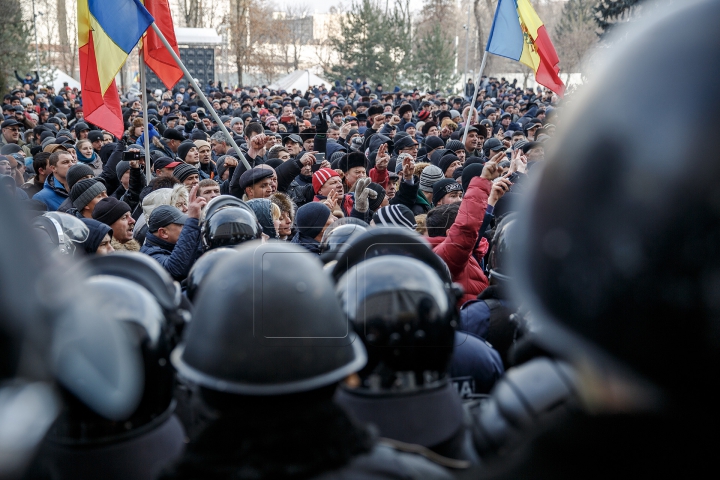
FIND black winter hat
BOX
[398,104,413,117]
[92,197,131,226]
[438,155,460,176]
[66,163,95,189]
[432,178,462,204]
[88,131,104,143]
[461,163,484,191]
[173,163,198,183]
[445,139,465,153]
[115,161,131,181]
[295,202,331,239]
[191,130,208,141]
[483,138,505,155]
[424,135,445,151]
[338,152,366,172]
[177,140,196,161]
[393,135,417,154]
[237,167,274,192]
[163,128,185,141]
[70,178,106,210]
[367,182,386,213]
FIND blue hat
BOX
[295,202,331,239]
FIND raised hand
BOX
[187,185,207,219]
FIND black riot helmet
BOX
[32,212,89,256]
[201,194,252,222]
[511,0,720,406]
[77,251,181,312]
[74,252,189,346]
[487,213,518,289]
[336,255,457,391]
[319,222,368,264]
[330,227,455,289]
[48,276,173,444]
[201,206,262,250]
[172,242,366,396]
[186,248,241,302]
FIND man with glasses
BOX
[1,119,31,156]
[394,135,419,162]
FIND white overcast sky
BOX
[276,0,427,14]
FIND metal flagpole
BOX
[150,23,251,171]
[461,50,488,147]
[139,51,152,185]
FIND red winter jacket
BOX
[369,167,389,190]
[426,176,491,306]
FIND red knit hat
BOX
[312,168,339,194]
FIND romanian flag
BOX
[142,0,183,90]
[486,0,565,96]
[77,0,154,137]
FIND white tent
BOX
[52,70,81,92]
[268,70,331,92]
[175,28,223,45]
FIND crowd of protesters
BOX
[4,1,719,477]
[2,69,560,479]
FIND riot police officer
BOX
[461,1,720,477]
[163,242,452,479]
[33,276,185,480]
[332,228,503,465]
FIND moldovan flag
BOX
[486,0,565,96]
[77,0,154,137]
[142,0,184,89]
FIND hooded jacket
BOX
[426,176,491,306]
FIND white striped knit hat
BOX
[372,205,417,230]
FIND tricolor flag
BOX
[142,0,184,89]
[486,0,565,96]
[77,0,154,137]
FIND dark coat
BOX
[140,218,201,281]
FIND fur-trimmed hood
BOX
[111,238,141,252]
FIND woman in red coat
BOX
[426,160,505,306]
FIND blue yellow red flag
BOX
[77,0,154,136]
[486,0,565,96]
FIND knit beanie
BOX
[92,197,131,226]
[372,205,417,230]
[177,140,196,162]
[438,155,460,176]
[445,139,465,153]
[432,178,462,204]
[70,178,107,210]
[419,165,443,193]
[115,161,131,181]
[246,199,277,239]
[66,163,95,190]
[295,202,331,239]
[173,162,197,183]
[461,163,485,192]
[424,135,445,151]
[312,168,340,194]
[367,182,386,213]
[452,166,464,180]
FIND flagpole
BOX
[461,50,488,147]
[139,51,152,186]
[149,23,251,171]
